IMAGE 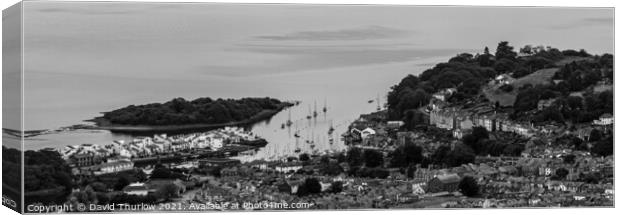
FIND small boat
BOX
[313,101,318,118]
[286,109,293,127]
[306,105,312,119]
[322,98,328,113]
[294,148,301,153]
[329,137,334,145]
[281,123,286,129]
[328,120,334,135]
[376,93,382,111]
[294,132,300,138]
[368,100,374,103]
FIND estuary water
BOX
[16,3,612,161]
[22,55,452,161]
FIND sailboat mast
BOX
[323,98,327,113]
[376,93,381,111]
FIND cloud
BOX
[37,7,139,15]
[582,17,613,25]
[255,25,410,41]
[549,16,613,30]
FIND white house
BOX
[432,88,457,101]
[495,74,511,85]
[119,148,134,158]
[593,113,613,126]
[411,182,426,195]
[93,160,134,175]
[387,121,405,129]
[273,162,303,173]
[122,182,155,196]
[360,128,376,139]
[209,136,224,150]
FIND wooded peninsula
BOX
[91,97,293,132]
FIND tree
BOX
[403,109,428,130]
[113,176,130,191]
[563,154,576,164]
[102,97,286,125]
[389,142,423,168]
[478,47,494,67]
[330,181,344,193]
[582,173,601,184]
[406,164,417,178]
[591,136,613,157]
[299,153,310,162]
[209,166,223,177]
[156,184,179,201]
[432,144,475,167]
[346,147,364,167]
[555,168,569,180]
[494,58,517,73]
[463,126,489,153]
[589,129,602,142]
[321,163,344,176]
[457,78,483,97]
[520,45,533,55]
[470,126,489,141]
[449,53,474,63]
[396,88,430,116]
[495,41,517,60]
[134,170,147,182]
[458,176,479,197]
[90,182,107,192]
[151,166,173,179]
[297,178,322,196]
[446,144,476,167]
[277,183,292,194]
[363,149,384,168]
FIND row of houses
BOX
[62,126,259,166]
[405,168,613,204]
[430,107,535,138]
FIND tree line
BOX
[102,97,288,125]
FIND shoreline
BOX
[87,103,294,133]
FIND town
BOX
[20,42,614,211]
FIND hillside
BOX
[483,68,559,107]
[386,41,613,125]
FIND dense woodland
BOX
[101,97,289,125]
[2,147,22,196]
[24,150,73,193]
[387,41,613,124]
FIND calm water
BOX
[16,3,613,161]
[22,55,450,161]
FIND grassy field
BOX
[483,68,559,107]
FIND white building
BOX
[593,113,613,126]
[93,160,134,175]
[360,128,376,139]
[122,182,155,196]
